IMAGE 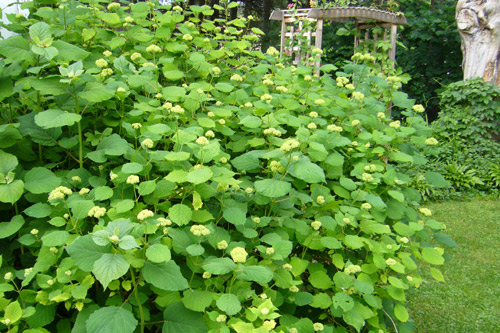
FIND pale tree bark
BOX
[456,0,500,84]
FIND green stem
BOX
[73,84,83,168]
[130,269,145,333]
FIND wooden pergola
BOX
[270,7,407,67]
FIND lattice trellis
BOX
[270,7,407,67]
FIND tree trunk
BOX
[456,0,500,84]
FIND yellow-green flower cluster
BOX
[419,207,432,216]
[171,105,185,114]
[269,160,284,173]
[88,206,106,218]
[361,203,372,210]
[211,66,221,75]
[230,74,243,82]
[190,225,210,237]
[263,127,281,137]
[336,76,349,87]
[217,240,228,250]
[425,137,438,145]
[182,34,193,41]
[260,93,272,103]
[389,120,401,129]
[385,258,397,266]
[311,221,322,230]
[266,46,279,56]
[412,104,425,113]
[327,124,343,132]
[316,196,325,204]
[100,68,113,77]
[146,44,161,53]
[48,186,72,201]
[130,52,142,61]
[352,92,364,101]
[307,122,317,130]
[196,136,209,146]
[95,58,108,68]
[313,323,324,331]
[141,138,154,149]
[362,173,374,182]
[280,139,300,152]
[137,209,154,221]
[276,86,288,93]
[344,264,361,274]
[230,246,248,263]
[126,175,140,184]
[352,52,375,62]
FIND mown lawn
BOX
[407,199,500,332]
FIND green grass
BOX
[407,200,500,332]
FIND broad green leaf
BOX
[94,186,113,201]
[4,301,22,324]
[0,180,24,203]
[309,270,332,289]
[291,160,325,183]
[168,204,192,226]
[332,292,355,312]
[223,207,246,225]
[186,244,205,256]
[29,22,52,46]
[388,190,404,202]
[53,40,90,61]
[118,236,140,250]
[203,257,236,275]
[0,150,18,175]
[115,199,135,213]
[24,167,60,194]
[182,290,213,312]
[142,260,188,291]
[421,247,444,265]
[186,168,213,184]
[239,116,262,129]
[164,69,184,81]
[343,235,364,249]
[96,134,130,156]
[237,265,273,284]
[388,152,413,163]
[146,244,171,263]
[216,294,241,316]
[35,110,81,129]
[0,124,20,149]
[343,309,365,332]
[121,162,143,174]
[0,36,32,61]
[24,203,51,218]
[80,83,114,103]
[165,152,190,161]
[163,302,208,333]
[0,79,13,102]
[215,82,234,93]
[0,215,25,239]
[255,179,291,198]
[430,267,445,282]
[66,235,111,272]
[425,171,449,188]
[86,306,137,333]
[31,78,67,96]
[394,303,409,322]
[41,231,69,247]
[138,181,156,196]
[97,12,121,25]
[92,254,130,290]
[320,237,342,249]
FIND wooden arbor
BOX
[270,7,407,67]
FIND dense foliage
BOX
[417,78,500,199]
[0,1,450,332]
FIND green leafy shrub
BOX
[0,2,449,332]
[423,78,500,198]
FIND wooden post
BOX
[389,24,397,62]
